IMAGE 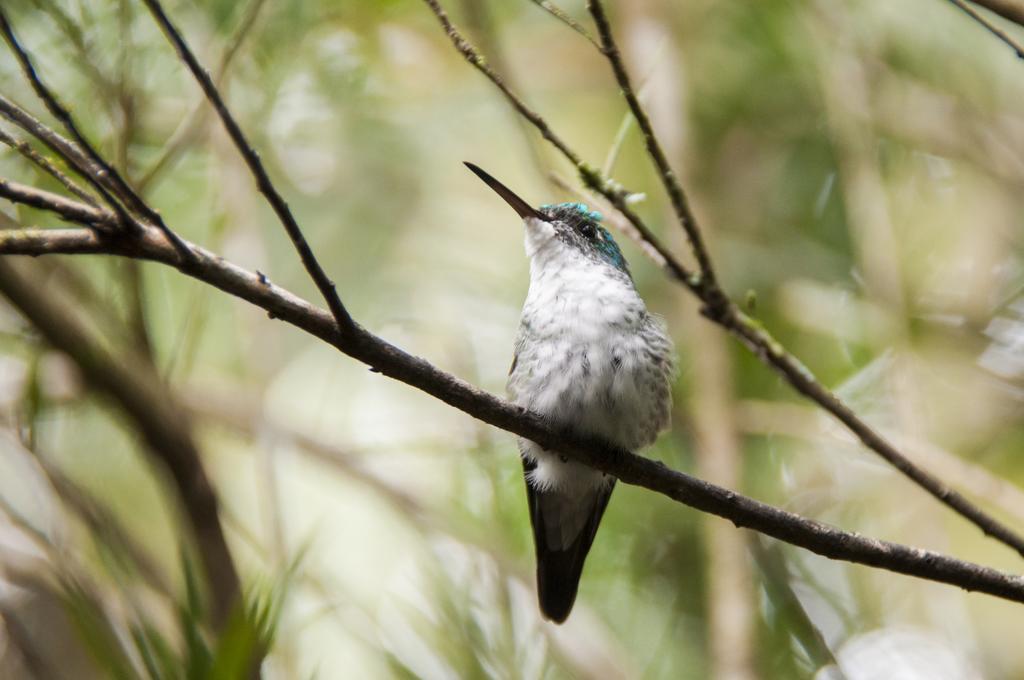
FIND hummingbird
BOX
[465,163,674,623]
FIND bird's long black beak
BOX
[464,162,548,222]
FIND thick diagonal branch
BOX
[0,218,1022,606]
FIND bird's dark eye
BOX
[579,222,596,238]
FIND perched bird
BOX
[465,163,674,623]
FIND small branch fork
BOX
[0,126,97,206]
[588,0,718,290]
[1,0,1024,613]
[421,0,1024,560]
[0,9,193,259]
[139,0,354,332]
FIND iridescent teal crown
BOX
[541,202,604,223]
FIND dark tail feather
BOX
[535,540,594,623]
[523,460,615,623]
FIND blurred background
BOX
[1,0,1024,677]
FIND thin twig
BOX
[139,0,354,331]
[137,0,269,192]
[0,177,114,229]
[0,94,111,192]
[424,0,1024,559]
[30,0,120,103]
[460,0,554,188]
[527,0,601,48]
[588,0,719,291]
[420,0,699,290]
[425,0,582,165]
[0,214,1023,606]
[0,126,98,206]
[601,39,667,178]
[0,8,193,260]
[0,96,128,228]
[945,0,1024,58]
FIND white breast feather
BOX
[509,225,673,494]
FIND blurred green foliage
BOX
[1,0,1024,678]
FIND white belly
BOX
[508,266,672,493]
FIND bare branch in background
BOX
[137,0,269,192]
[139,0,354,331]
[40,464,174,597]
[0,257,240,629]
[970,0,1024,29]
[0,212,1022,606]
[945,0,1024,58]
[421,0,1024,560]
